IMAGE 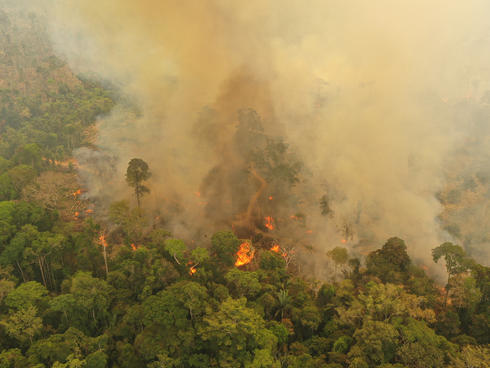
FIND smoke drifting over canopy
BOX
[48,1,490,266]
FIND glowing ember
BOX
[85,209,94,214]
[271,244,280,253]
[98,234,108,247]
[235,241,255,267]
[268,196,273,200]
[270,244,288,258]
[130,243,137,251]
[73,189,81,198]
[74,211,79,219]
[265,216,274,230]
[189,266,197,275]
[341,239,347,244]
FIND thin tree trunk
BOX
[444,276,450,308]
[136,186,141,209]
[47,259,56,291]
[16,261,26,282]
[103,245,109,278]
[38,257,47,288]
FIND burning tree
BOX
[125,158,151,209]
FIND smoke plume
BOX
[46,1,490,269]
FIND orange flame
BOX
[265,216,274,230]
[98,234,108,247]
[85,209,93,214]
[235,241,255,267]
[74,211,79,219]
[73,189,81,198]
[189,266,197,275]
[270,244,288,258]
[271,244,280,253]
[268,196,273,200]
[130,243,137,251]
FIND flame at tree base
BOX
[235,241,255,267]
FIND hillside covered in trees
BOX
[0,3,489,368]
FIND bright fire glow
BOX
[189,266,197,275]
[73,189,81,198]
[130,243,137,251]
[235,241,255,267]
[271,244,280,253]
[265,216,274,230]
[98,234,108,247]
[270,244,288,258]
[268,196,273,200]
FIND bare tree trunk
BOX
[16,261,26,282]
[47,259,56,291]
[444,275,450,308]
[136,186,141,209]
[103,245,109,278]
[38,257,47,288]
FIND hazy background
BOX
[17,0,488,270]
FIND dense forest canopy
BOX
[0,2,489,368]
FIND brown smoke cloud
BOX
[46,0,490,270]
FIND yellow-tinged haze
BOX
[46,1,490,270]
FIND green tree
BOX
[199,297,278,367]
[14,143,42,170]
[4,281,48,311]
[327,247,349,277]
[125,158,151,209]
[58,272,114,334]
[109,200,147,243]
[7,165,36,194]
[210,231,241,268]
[432,243,470,306]
[225,268,261,299]
[1,306,43,344]
[366,237,411,283]
[0,348,27,367]
[164,238,186,265]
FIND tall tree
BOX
[432,242,469,307]
[125,158,151,209]
[327,246,349,277]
